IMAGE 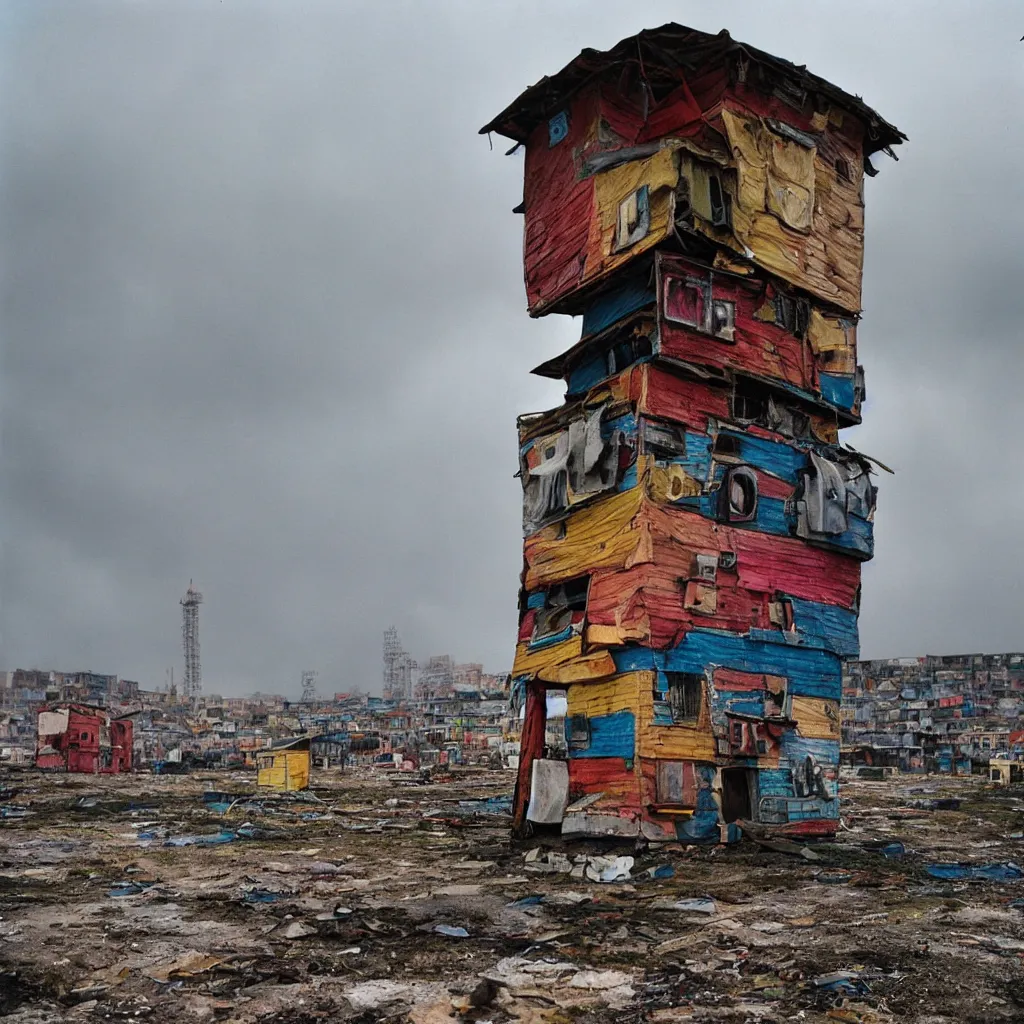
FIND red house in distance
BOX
[36,703,134,774]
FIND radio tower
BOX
[300,670,318,704]
[180,581,203,705]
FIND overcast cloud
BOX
[1,1,1021,696]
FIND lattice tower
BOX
[300,670,318,703]
[180,581,203,704]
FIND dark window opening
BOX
[544,470,568,517]
[732,380,770,423]
[568,714,591,751]
[600,324,655,377]
[533,577,589,641]
[674,174,692,223]
[665,673,703,723]
[730,720,745,747]
[708,173,730,228]
[712,434,740,458]
[719,465,758,523]
[774,292,809,338]
[641,418,687,461]
[835,157,851,182]
[612,340,633,371]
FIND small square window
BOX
[615,186,650,251]
[663,275,706,328]
[568,713,590,751]
[548,110,569,147]
[695,554,718,581]
[664,673,703,723]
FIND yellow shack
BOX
[256,737,311,792]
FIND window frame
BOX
[614,185,651,252]
[662,269,736,342]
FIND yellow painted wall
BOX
[512,634,584,679]
[587,146,680,279]
[523,473,650,589]
[792,697,841,740]
[566,672,640,718]
[697,108,866,315]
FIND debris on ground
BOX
[1,767,1023,1022]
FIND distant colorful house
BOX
[36,703,133,773]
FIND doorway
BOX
[720,767,755,823]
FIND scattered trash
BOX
[672,897,716,914]
[812,971,873,997]
[584,855,633,883]
[163,831,237,847]
[817,871,853,885]
[277,920,317,940]
[434,924,470,938]
[145,952,223,984]
[454,795,512,816]
[910,798,961,811]
[647,863,675,879]
[242,889,281,904]
[107,881,155,897]
[507,895,545,908]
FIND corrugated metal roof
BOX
[480,24,905,156]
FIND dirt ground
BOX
[1,766,1023,1023]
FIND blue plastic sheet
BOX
[506,895,545,908]
[243,889,280,904]
[926,862,1023,882]
[108,881,154,897]
[164,831,237,847]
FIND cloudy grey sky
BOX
[1,1,1021,696]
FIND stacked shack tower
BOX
[483,25,903,840]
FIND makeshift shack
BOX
[256,737,310,791]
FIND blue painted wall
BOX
[567,709,636,759]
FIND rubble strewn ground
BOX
[2,768,1024,1023]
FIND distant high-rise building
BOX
[382,627,416,701]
